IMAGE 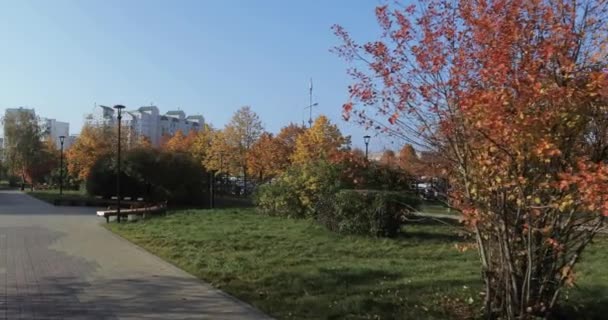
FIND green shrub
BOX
[86,154,145,199]
[254,161,341,218]
[124,148,209,205]
[86,148,209,205]
[254,181,304,218]
[316,190,421,237]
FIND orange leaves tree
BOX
[246,132,277,182]
[273,123,307,172]
[335,0,608,318]
[246,123,307,181]
[67,125,114,181]
[163,129,197,153]
[398,144,420,175]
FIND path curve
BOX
[0,190,272,320]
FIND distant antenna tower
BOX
[304,78,318,128]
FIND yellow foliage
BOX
[292,115,345,164]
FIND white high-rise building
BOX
[84,105,205,147]
[43,119,70,149]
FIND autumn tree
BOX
[246,132,276,182]
[135,135,153,149]
[222,106,264,192]
[184,129,198,148]
[163,130,189,153]
[329,148,369,188]
[2,110,46,189]
[67,124,113,181]
[25,138,59,187]
[272,123,307,174]
[335,1,608,318]
[379,149,397,168]
[398,144,420,175]
[190,124,215,167]
[292,115,346,164]
[204,129,231,173]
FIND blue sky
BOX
[0,0,397,151]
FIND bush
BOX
[86,154,146,199]
[316,190,421,237]
[86,148,209,205]
[254,161,341,218]
[331,151,414,191]
[254,181,304,218]
[124,148,209,205]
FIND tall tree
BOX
[2,110,45,189]
[222,106,264,192]
[25,138,59,188]
[335,1,608,318]
[398,144,420,175]
[67,124,114,181]
[292,115,345,164]
[199,130,234,176]
[246,132,276,182]
[135,135,153,149]
[163,130,189,153]
[190,124,215,167]
[379,149,397,168]
[272,123,307,174]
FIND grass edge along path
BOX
[106,208,608,320]
[26,189,92,204]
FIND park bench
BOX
[96,201,168,223]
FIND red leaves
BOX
[375,5,391,32]
[336,0,608,220]
[388,113,399,125]
[342,102,353,121]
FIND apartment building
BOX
[85,105,205,147]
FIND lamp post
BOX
[114,105,126,222]
[59,136,65,196]
[364,135,371,160]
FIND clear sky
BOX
[0,0,398,152]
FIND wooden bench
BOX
[96,202,168,223]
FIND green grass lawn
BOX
[106,209,608,319]
[418,200,461,216]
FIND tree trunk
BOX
[476,204,603,319]
[21,171,25,191]
[243,166,247,196]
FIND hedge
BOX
[316,190,421,237]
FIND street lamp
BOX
[114,105,126,222]
[59,136,65,196]
[364,135,371,160]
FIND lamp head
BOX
[114,104,126,118]
[59,136,65,144]
[363,135,371,145]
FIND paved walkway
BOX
[0,190,272,320]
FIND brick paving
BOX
[0,190,272,320]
